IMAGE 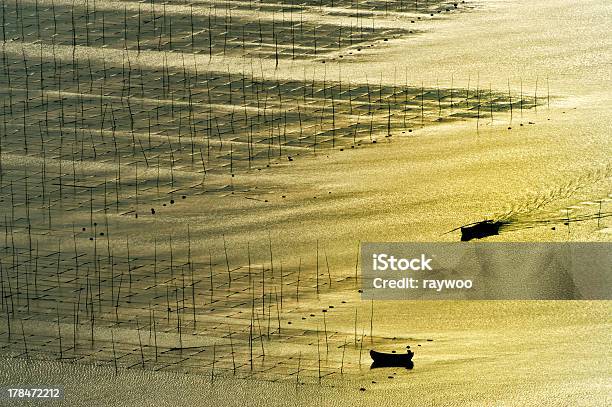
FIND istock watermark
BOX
[371,253,433,271]
[361,243,611,300]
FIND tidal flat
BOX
[0,0,610,405]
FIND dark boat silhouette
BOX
[460,220,505,241]
[370,349,414,369]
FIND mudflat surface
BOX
[0,0,610,405]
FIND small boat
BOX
[460,220,505,241]
[370,349,414,369]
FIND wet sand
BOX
[0,0,610,405]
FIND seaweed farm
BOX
[1,230,371,381]
[1,0,466,60]
[0,0,611,405]
[0,0,513,385]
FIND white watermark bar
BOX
[361,243,611,300]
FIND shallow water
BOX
[0,0,610,405]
